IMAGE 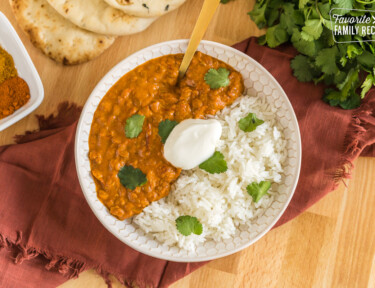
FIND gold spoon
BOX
[178,0,221,80]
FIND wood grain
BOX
[0,0,374,287]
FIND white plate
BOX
[0,12,44,131]
[75,40,301,262]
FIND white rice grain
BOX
[133,95,287,251]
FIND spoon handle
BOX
[178,0,221,80]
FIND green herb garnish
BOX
[118,165,147,190]
[301,19,323,41]
[246,181,271,203]
[291,55,320,82]
[125,114,145,139]
[204,68,230,89]
[315,47,340,75]
[158,119,179,143]
[360,74,374,98]
[238,113,264,132]
[248,0,375,109]
[176,216,203,236]
[199,151,228,174]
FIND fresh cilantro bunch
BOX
[249,0,375,109]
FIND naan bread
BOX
[104,0,186,17]
[9,0,115,65]
[46,0,156,36]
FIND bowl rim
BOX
[75,39,302,262]
[0,12,44,131]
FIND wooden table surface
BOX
[1,1,374,287]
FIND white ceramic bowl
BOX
[0,12,44,131]
[75,40,301,262]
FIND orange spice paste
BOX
[0,46,30,119]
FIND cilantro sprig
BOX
[246,181,271,203]
[176,215,203,236]
[158,119,179,143]
[125,114,145,138]
[118,165,147,190]
[199,151,228,174]
[248,0,375,109]
[238,113,264,132]
[204,68,230,89]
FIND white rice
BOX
[133,94,287,251]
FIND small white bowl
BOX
[0,12,44,131]
[75,40,301,262]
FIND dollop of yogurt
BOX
[163,119,222,170]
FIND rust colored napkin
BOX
[1,37,375,288]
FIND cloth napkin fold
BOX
[0,37,374,288]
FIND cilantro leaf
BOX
[360,74,374,99]
[266,0,283,27]
[246,181,271,203]
[322,19,336,31]
[125,114,145,138]
[365,41,375,55]
[347,44,363,59]
[301,19,323,41]
[248,1,268,29]
[324,90,361,110]
[337,68,360,93]
[339,94,361,109]
[340,56,348,67]
[357,50,375,70]
[334,71,347,85]
[118,165,147,190]
[204,68,230,89]
[158,119,178,143]
[238,113,264,132]
[280,3,304,34]
[176,216,203,236]
[323,69,361,109]
[199,151,228,174]
[265,24,289,48]
[291,29,322,57]
[299,0,309,9]
[320,27,335,47]
[291,55,320,82]
[315,47,339,75]
[353,1,366,12]
[323,89,341,106]
[258,34,267,45]
[317,2,331,19]
[333,0,352,14]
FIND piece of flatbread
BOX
[9,0,115,65]
[103,0,186,17]
[46,0,156,36]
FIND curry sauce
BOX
[89,52,244,220]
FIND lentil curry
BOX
[89,52,244,220]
